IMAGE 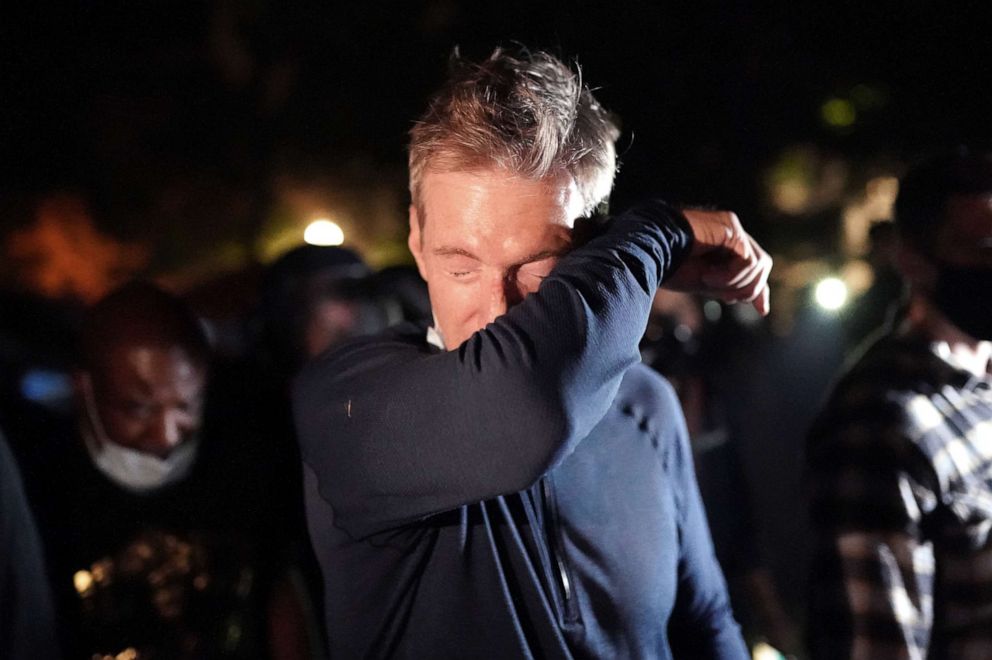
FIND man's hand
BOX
[665,209,773,316]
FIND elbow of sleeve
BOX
[499,385,578,492]
[499,354,628,493]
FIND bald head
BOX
[80,281,209,373]
[78,282,209,458]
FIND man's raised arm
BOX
[293,202,769,538]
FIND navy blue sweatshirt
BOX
[294,202,748,659]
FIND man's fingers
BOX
[700,237,772,314]
[704,237,768,291]
[756,285,771,316]
[674,208,772,316]
[733,239,771,297]
[750,237,773,307]
[724,256,760,289]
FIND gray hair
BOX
[408,47,621,217]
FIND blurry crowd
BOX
[0,247,431,659]
[1,235,898,660]
[1,149,989,660]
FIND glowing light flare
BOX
[842,176,899,255]
[703,300,723,323]
[771,179,812,215]
[303,219,345,246]
[74,569,94,595]
[752,642,786,660]
[842,259,875,296]
[814,277,849,311]
[821,98,857,128]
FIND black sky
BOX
[2,0,991,259]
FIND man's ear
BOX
[408,204,428,281]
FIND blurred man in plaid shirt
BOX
[807,150,992,660]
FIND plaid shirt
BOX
[807,328,992,660]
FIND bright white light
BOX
[303,219,344,246]
[814,277,848,311]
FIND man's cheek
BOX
[103,415,141,445]
[441,290,484,340]
[430,275,470,304]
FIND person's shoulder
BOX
[617,363,680,411]
[808,332,936,456]
[835,331,942,397]
[614,363,684,441]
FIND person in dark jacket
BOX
[294,47,771,659]
[0,429,59,660]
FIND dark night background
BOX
[4,1,991,286]
[2,0,992,647]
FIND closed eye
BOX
[446,268,480,281]
[517,271,547,281]
[516,257,558,281]
[435,249,481,281]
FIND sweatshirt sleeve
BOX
[293,201,693,538]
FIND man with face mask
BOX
[75,288,208,493]
[807,150,992,659]
[16,282,314,659]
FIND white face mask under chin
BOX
[80,376,200,493]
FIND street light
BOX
[304,219,345,246]
[814,277,848,312]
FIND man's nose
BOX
[484,277,508,325]
[483,274,524,325]
[150,411,185,456]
